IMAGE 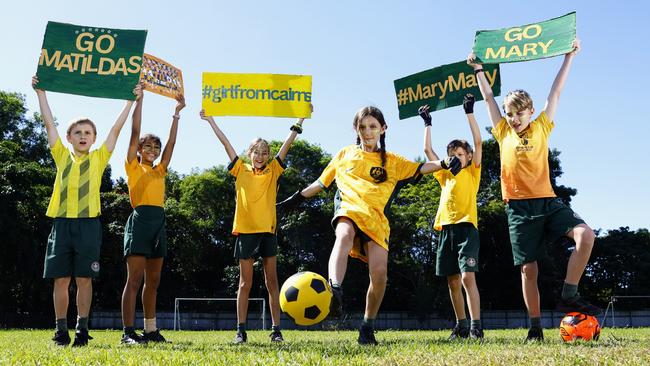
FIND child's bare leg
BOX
[75,277,93,318]
[53,277,71,319]
[521,262,540,318]
[447,274,466,321]
[461,272,480,321]
[237,259,254,324]
[262,256,281,326]
[364,243,388,319]
[328,218,355,284]
[564,224,595,284]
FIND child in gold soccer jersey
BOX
[419,94,484,340]
[278,106,461,345]
[200,107,309,344]
[469,39,599,342]
[120,85,185,345]
[33,76,138,347]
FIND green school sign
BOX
[472,12,576,64]
[36,21,147,100]
[393,61,500,120]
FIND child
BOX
[278,106,461,345]
[418,94,484,340]
[468,39,599,342]
[199,107,309,344]
[120,87,185,344]
[32,76,139,346]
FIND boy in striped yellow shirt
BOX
[33,76,139,347]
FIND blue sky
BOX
[1,1,648,231]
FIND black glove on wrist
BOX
[440,156,462,175]
[290,123,303,134]
[418,105,432,127]
[277,190,306,211]
[463,94,475,114]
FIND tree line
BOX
[1,90,648,327]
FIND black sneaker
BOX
[329,280,343,318]
[448,324,469,340]
[71,329,93,347]
[52,330,71,346]
[525,327,544,343]
[142,329,168,343]
[556,295,602,316]
[469,328,484,340]
[269,330,284,342]
[234,331,247,344]
[121,332,145,345]
[357,324,378,345]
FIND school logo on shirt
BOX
[91,261,100,272]
[516,131,533,152]
[369,166,387,183]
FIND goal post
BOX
[602,295,650,327]
[173,297,267,331]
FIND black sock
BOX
[457,318,469,330]
[56,318,68,332]
[561,283,579,300]
[470,319,482,330]
[272,325,281,333]
[124,326,135,335]
[76,317,88,331]
[530,317,542,329]
[237,323,246,333]
[362,317,374,328]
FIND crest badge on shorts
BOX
[466,257,477,267]
[91,261,100,272]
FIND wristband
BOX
[173,114,180,119]
[473,69,484,75]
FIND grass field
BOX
[1,328,649,365]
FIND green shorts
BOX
[506,197,585,266]
[234,233,278,259]
[436,222,480,276]
[43,217,102,278]
[123,205,167,258]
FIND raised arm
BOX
[544,39,580,122]
[159,94,186,169]
[418,105,440,161]
[277,104,313,161]
[467,54,502,128]
[126,83,144,163]
[420,155,462,175]
[105,84,141,153]
[199,109,237,162]
[32,76,59,147]
[463,94,482,167]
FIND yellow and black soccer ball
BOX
[280,271,332,326]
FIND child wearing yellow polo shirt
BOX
[419,94,484,340]
[120,87,185,345]
[200,107,309,344]
[32,76,138,347]
[278,106,461,345]
[469,39,599,342]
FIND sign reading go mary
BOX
[472,12,576,64]
[202,72,312,118]
[36,21,147,100]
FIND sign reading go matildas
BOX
[36,21,147,100]
[472,12,576,64]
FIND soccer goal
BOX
[173,297,267,331]
[602,295,650,327]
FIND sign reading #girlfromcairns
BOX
[472,12,576,64]
[394,61,500,119]
[36,21,147,100]
[202,73,312,118]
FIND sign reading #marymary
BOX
[36,21,147,100]
[473,12,576,64]
[394,61,500,120]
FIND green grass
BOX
[1,328,649,365]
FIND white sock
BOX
[144,318,157,333]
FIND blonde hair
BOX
[502,90,533,113]
[66,118,97,136]
[247,138,270,156]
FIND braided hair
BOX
[353,106,387,183]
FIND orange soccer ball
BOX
[559,312,601,342]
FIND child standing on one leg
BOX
[278,106,462,345]
[419,94,484,340]
[469,39,599,342]
[33,76,138,347]
[200,107,309,344]
[120,86,185,344]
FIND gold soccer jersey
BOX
[318,145,421,261]
[229,156,285,235]
[125,159,167,208]
[46,138,111,218]
[492,111,556,200]
[433,163,481,231]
